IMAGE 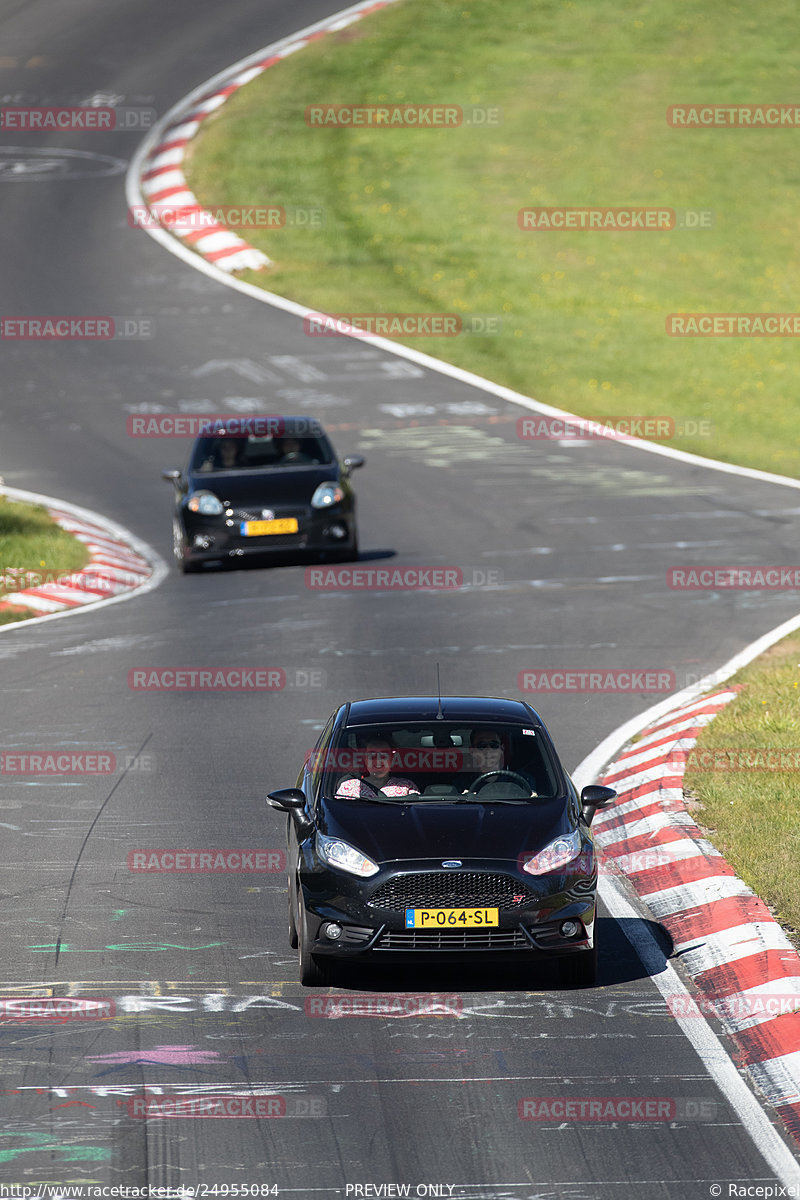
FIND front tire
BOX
[558,943,597,987]
[298,903,330,987]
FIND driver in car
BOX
[464,731,538,796]
[335,737,421,800]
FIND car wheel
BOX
[172,520,195,574]
[288,878,299,949]
[558,943,597,987]
[298,901,330,987]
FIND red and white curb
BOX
[594,688,800,1143]
[137,0,399,274]
[0,486,166,625]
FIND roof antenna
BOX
[436,662,444,719]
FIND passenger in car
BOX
[335,737,421,799]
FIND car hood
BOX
[317,796,573,865]
[187,464,338,507]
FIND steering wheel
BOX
[467,769,533,794]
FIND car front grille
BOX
[376,927,530,951]
[368,872,533,911]
[235,507,306,524]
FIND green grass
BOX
[0,497,90,625]
[684,633,800,945]
[185,0,800,476]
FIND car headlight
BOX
[311,483,344,509]
[187,490,224,515]
[318,834,379,877]
[522,829,584,875]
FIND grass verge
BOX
[683,633,800,946]
[0,496,90,625]
[185,0,800,476]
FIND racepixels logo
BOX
[127,668,285,691]
[128,204,325,230]
[0,105,155,130]
[127,1095,286,1119]
[1,751,116,775]
[126,414,322,438]
[305,994,463,1018]
[518,669,676,693]
[667,104,800,127]
[1,316,153,340]
[127,849,285,873]
[517,1096,717,1121]
[516,416,713,440]
[0,997,114,1021]
[668,566,800,589]
[667,993,800,1019]
[666,313,800,337]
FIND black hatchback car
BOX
[162,416,364,572]
[267,696,614,987]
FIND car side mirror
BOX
[342,455,365,472]
[580,784,616,825]
[266,787,306,810]
[162,469,183,488]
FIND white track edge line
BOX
[0,485,168,634]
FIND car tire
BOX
[298,902,330,987]
[172,520,195,574]
[288,878,299,949]
[558,943,597,987]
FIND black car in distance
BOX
[267,696,615,987]
[163,416,364,572]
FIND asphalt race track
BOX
[1,0,800,1194]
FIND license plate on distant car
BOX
[404,907,499,928]
[240,518,299,536]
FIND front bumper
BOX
[179,507,355,563]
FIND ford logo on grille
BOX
[441,860,462,868]
[261,509,275,520]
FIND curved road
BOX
[1,0,799,1193]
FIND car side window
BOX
[305,714,337,802]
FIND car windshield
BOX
[318,722,561,802]
[190,434,334,473]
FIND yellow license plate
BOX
[241,518,299,536]
[405,907,499,928]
